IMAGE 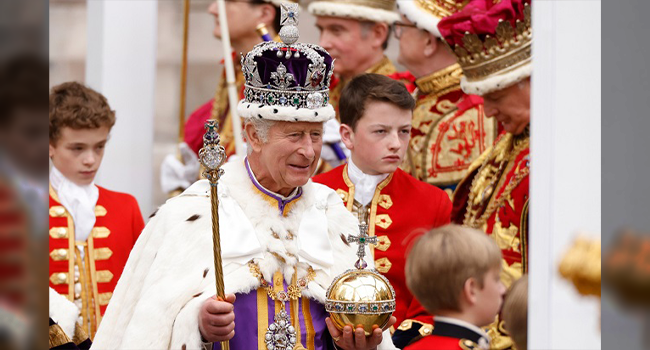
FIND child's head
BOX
[502,275,528,350]
[339,73,414,175]
[49,82,116,186]
[406,224,505,327]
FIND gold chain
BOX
[248,262,315,302]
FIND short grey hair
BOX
[244,117,276,144]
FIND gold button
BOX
[49,248,68,261]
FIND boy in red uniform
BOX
[405,224,506,349]
[48,82,145,339]
[312,73,451,348]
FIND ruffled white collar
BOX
[346,158,388,206]
[49,166,99,242]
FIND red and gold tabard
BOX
[0,177,29,307]
[49,185,144,339]
[313,165,451,345]
[329,56,415,122]
[402,63,496,199]
[451,128,530,349]
[184,65,246,158]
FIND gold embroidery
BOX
[397,319,433,336]
[49,227,68,239]
[375,214,392,229]
[49,206,67,217]
[95,270,114,283]
[94,205,107,217]
[92,227,110,239]
[375,236,391,252]
[50,249,69,261]
[50,272,68,285]
[93,248,113,261]
[375,257,392,273]
[342,164,356,212]
[49,323,72,348]
[492,222,520,252]
[368,174,394,258]
[378,194,393,209]
[415,64,463,98]
[97,292,113,306]
[500,260,523,289]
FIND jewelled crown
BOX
[237,2,336,123]
[438,0,532,95]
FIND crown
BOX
[454,3,531,82]
[438,0,532,95]
[396,0,470,36]
[238,2,336,123]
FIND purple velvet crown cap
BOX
[238,2,335,123]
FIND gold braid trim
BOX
[49,323,72,348]
[414,63,462,98]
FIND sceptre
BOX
[198,120,230,350]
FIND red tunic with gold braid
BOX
[402,64,496,199]
[313,165,451,346]
[451,128,530,350]
[184,65,246,158]
[48,185,144,339]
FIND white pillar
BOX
[529,1,601,349]
[85,0,158,216]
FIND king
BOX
[90,3,396,350]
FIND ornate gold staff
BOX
[198,119,230,350]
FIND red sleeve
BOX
[436,193,453,227]
[184,100,215,155]
[129,195,145,244]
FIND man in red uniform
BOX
[313,74,451,348]
[48,82,145,339]
[439,0,532,348]
[394,0,496,198]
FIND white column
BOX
[85,0,158,216]
[530,1,601,349]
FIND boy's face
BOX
[474,266,507,327]
[341,101,412,175]
[49,126,110,186]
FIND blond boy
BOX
[405,224,506,349]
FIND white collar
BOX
[346,158,388,206]
[49,166,99,242]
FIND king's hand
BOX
[199,294,237,343]
[325,316,396,350]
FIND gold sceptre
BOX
[198,119,230,350]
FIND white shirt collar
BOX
[346,158,388,206]
[50,166,99,242]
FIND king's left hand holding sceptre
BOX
[197,120,233,350]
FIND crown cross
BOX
[348,223,377,270]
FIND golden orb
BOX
[325,268,396,336]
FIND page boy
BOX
[405,224,506,349]
[313,73,452,348]
[48,82,145,339]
